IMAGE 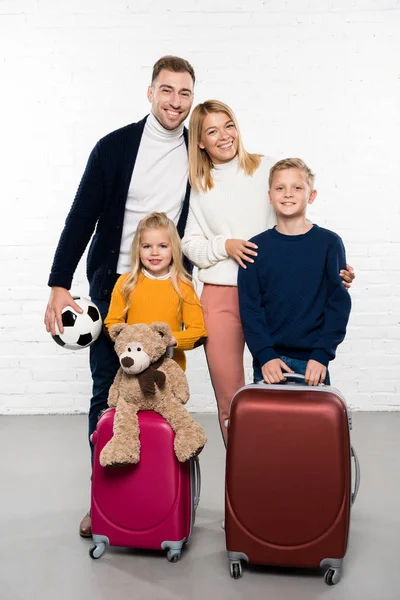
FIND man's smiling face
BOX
[147,69,194,130]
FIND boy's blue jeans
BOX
[253,355,331,385]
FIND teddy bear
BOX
[99,321,207,467]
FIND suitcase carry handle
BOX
[193,456,201,511]
[350,445,361,505]
[280,373,307,384]
[258,373,309,385]
[258,373,326,386]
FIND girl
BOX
[105,212,206,371]
[182,100,355,444]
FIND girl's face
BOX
[139,227,172,278]
[198,112,238,165]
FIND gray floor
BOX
[0,412,399,600]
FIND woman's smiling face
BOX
[198,112,238,165]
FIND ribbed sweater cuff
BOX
[173,331,207,351]
[214,236,229,259]
[257,347,279,366]
[309,349,331,367]
[47,273,72,290]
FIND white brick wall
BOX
[1,0,399,414]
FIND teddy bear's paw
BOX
[100,441,140,467]
[174,428,207,462]
[192,440,207,458]
[173,438,192,462]
[188,422,207,449]
[107,461,130,468]
[195,425,208,448]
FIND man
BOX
[44,56,195,537]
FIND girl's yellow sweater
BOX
[104,272,207,371]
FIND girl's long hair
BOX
[121,212,196,315]
[189,99,262,193]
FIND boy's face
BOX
[269,168,317,218]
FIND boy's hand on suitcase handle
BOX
[305,360,327,386]
[261,359,294,384]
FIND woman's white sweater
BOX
[182,156,277,286]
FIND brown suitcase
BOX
[225,374,360,585]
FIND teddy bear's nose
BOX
[121,356,134,368]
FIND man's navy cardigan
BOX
[48,116,191,301]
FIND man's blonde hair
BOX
[269,158,315,190]
[121,212,197,314]
[189,100,262,193]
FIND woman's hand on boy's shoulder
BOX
[225,238,258,269]
[340,264,355,289]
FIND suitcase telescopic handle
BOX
[350,445,361,505]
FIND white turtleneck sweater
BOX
[117,113,188,274]
[182,156,277,286]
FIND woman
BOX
[182,100,354,444]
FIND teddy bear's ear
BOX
[150,322,174,344]
[109,323,128,341]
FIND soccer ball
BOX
[52,297,102,350]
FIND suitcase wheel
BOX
[229,561,243,580]
[324,568,341,586]
[167,549,181,563]
[89,543,106,560]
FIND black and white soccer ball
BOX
[52,297,102,350]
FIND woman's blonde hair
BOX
[121,212,196,315]
[189,100,262,193]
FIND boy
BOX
[238,158,351,386]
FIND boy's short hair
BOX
[269,158,315,190]
[151,55,195,85]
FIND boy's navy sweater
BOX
[238,224,351,368]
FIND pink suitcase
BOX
[89,408,201,562]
